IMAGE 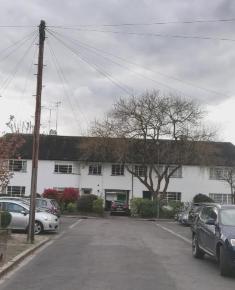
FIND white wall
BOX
[8,160,231,202]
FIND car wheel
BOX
[34,221,43,235]
[192,234,205,259]
[219,246,231,276]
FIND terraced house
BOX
[3,134,235,207]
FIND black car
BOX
[110,200,129,215]
[192,204,235,276]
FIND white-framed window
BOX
[88,164,102,175]
[9,159,27,172]
[209,193,232,204]
[135,165,146,177]
[209,167,229,180]
[7,186,25,196]
[160,192,182,202]
[54,163,73,174]
[168,165,182,178]
[111,164,124,176]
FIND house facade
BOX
[4,134,235,205]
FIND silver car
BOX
[0,199,59,234]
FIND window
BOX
[160,192,181,202]
[54,163,72,174]
[111,164,124,176]
[135,166,146,177]
[200,206,217,223]
[209,193,232,204]
[209,167,228,180]
[6,203,25,213]
[88,164,102,175]
[7,186,25,196]
[168,166,182,178]
[9,159,27,172]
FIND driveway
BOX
[0,217,234,290]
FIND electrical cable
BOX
[48,17,235,28]
[0,33,38,95]
[46,28,133,95]
[50,27,235,43]
[47,29,229,98]
[45,39,84,134]
[0,30,37,62]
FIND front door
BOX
[5,202,29,230]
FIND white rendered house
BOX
[4,134,235,206]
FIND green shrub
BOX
[139,199,158,218]
[193,194,214,203]
[130,198,143,216]
[77,194,98,212]
[92,198,104,215]
[66,202,77,213]
[0,211,12,229]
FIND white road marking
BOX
[69,219,82,229]
[155,223,191,244]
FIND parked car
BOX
[177,208,190,225]
[192,203,235,276]
[0,199,59,234]
[34,198,61,217]
[110,200,129,215]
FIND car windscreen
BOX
[220,209,235,226]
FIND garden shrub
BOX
[130,198,143,216]
[92,198,104,215]
[62,188,80,210]
[66,202,77,213]
[193,194,214,203]
[77,194,98,212]
[139,199,158,218]
[42,188,61,202]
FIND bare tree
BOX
[87,91,214,200]
[219,168,235,204]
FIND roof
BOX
[6,133,235,167]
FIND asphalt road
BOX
[0,217,235,290]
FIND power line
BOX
[0,33,38,95]
[46,28,133,95]
[0,25,36,28]
[45,39,85,134]
[0,30,37,61]
[48,17,235,28]
[51,27,235,43]
[48,29,230,98]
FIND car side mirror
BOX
[205,218,216,225]
[21,210,28,216]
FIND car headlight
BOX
[230,239,235,246]
[43,216,52,221]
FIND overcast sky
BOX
[0,0,235,143]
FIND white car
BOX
[0,199,59,234]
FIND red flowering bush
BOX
[62,188,79,204]
[42,188,61,202]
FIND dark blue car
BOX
[191,204,235,276]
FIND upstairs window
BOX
[209,167,228,180]
[89,164,102,175]
[111,164,124,176]
[9,159,27,172]
[54,163,73,174]
[168,165,182,178]
[135,165,146,177]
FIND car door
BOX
[199,206,217,255]
[5,202,29,230]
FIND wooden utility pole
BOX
[27,20,46,243]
